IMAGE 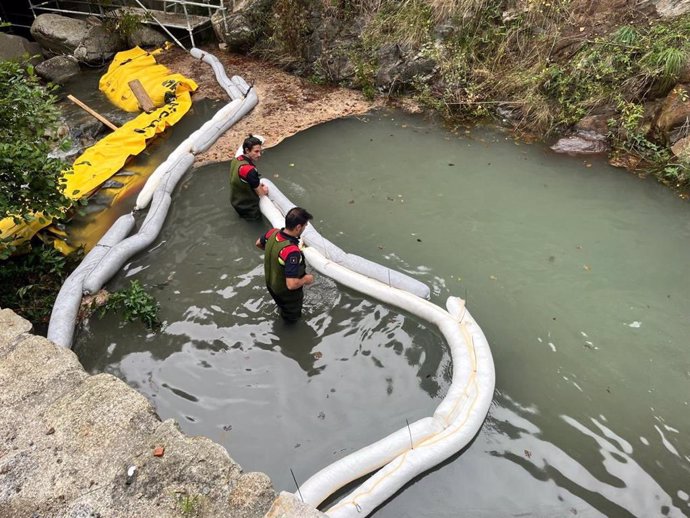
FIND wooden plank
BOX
[66,94,118,131]
[128,79,156,113]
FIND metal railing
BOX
[27,0,228,48]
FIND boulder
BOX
[375,44,437,92]
[653,84,690,140]
[35,55,80,84]
[74,24,124,65]
[0,33,43,64]
[650,0,690,17]
[212,0,273,52]
[30,14,90,56]
[574,111,614,135]
[550,131,609,154]
[670,135,690,160]
[265,492,327,517]
[127,25,167,48]
[0,310,280,518]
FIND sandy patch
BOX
[157,45,382,164]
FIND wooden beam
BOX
[128,79,156,113]
[66,94,118,131]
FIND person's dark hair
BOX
[285,207,313,229]
[243,135,262,153]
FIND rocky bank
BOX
[0,309,324,518]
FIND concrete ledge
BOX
[0,309,324,518]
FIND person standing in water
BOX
[256,207,315,322]
[229,135,269,220]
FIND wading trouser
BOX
[267,286,304,322]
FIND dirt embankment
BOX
[158,45,382,163]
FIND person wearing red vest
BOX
[229,135,269,220]
[256,207,315,321]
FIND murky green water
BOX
[74,110,690,517]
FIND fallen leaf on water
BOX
[583,264,591,271]
[489,275,497,280]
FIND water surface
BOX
[75,110,690,517]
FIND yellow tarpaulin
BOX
[1,46,198,254]
[100,46,197,112]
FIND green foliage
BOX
[175,492,200,517]
[100,280,160,330]
[103,9,144,39]
[0,59,72,229]
[607,98,688,188]
[0,242,78,327]
[362,0,434,49]
[266,0,315,63]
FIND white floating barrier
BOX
[259,186,495,517]
[261,179,430,299]
[47,214,136,348]
[48,50,258,348]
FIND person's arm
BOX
[256,228,277,250]
[242,166,267,197]
[283,249,314,290]
[286,274,314,290]
[254,183,269,196]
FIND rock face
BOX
[0,309,324,518]
[0,33,43,64]
[651,0,690,17]
[127,26,167,49]
[35,55,81,84]
[212,0,274,52]
[30,14,125,66]
[654,84,690,141]
[265,492,326,518]
[74,25,124,65]
[551,131,609,154]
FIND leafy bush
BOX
[100,280,160,330]
[0,59,72,253]
[0,242,79,328]
[102,9,145,40]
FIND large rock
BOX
[127,26,167,48]
[212,0,274,52]
[30,14,90,56]
[550,131,609,154]
[0,310,287,518]
[0,33,43,64]
[654,84,690,140]
[651,0,690,17]
[265,492,326,517]
[74,24,124,65]
[30,13,124,66]
[35,55,80,84]
[670,135,690,160]
[374,44,436,92]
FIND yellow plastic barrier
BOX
[0,46,198,254]
[99,46,197,112]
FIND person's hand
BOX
[303,274,314,286]
[260,183,269,196]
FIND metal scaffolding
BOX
[27,0,228,48]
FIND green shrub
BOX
[0,59,72,252]
[100,280,160,330]
[0,242,79,328]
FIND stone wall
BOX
[0,309,324,518]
